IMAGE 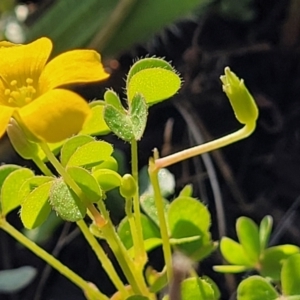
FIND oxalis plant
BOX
[0,37,299,300]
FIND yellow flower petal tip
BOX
[0,37,109,142]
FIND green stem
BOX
[130,139,147,265]
[125,196,141,260]
[96,199,150,296]
[0,218,108,300]
[148,160,173,282]
[76,220,130,298]
[155,122,256,169]
[31,154,53,177]
[39,142,149,296]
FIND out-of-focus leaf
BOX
[26,0,210,57]
[0,266,37,293]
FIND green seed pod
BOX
[119,174,137,198]
[220,67,259,125]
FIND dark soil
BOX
[1,0,300,299]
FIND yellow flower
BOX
[0,37,109,143]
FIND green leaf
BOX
[20,181,53,229]
[0,164,21,190]
[118,213,161,251]
[60,135,94,167]
[260,245,300,281]
[140,194,169,226]
[213,265,250,273]
[67,166,102,203]
[104,92,148,141]
[126,296,149,300]
[178,184,193,197]
[237,276,278,300]
[236,217,260,263]
[23,212,62,245]
[127,67,181,105]
[92,169,122,191]
[168,196,213,261]
[104,104,134,142]
[19,176,54,204]
[26,0,209,58]
[181,277,215,300]
[130,93,148,140]
[104,90,124,112]
[139,166,175,197]
[281,253,300,296]
[1,168,34,216]
[127,57,174,84]
[0,266,37,293]
[202,276,221,300]
[92,156,119,172]
[146,266,168,293]
[259,215,273,252]
[219,237,255,267]
[49,178,86,222]
[67,140,113,168]
[80,103,110,136]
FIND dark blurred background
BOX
[1,0,300,299]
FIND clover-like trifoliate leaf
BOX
[104,104,133,141]
[104,93,148,142]
[1,168,34,216]
[50,178,86,222]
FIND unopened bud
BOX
[119,174,137,198]
[7,118,39,159]
[220,67,258,125]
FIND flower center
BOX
[4,78,37,107]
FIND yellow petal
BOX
[0,105,15,138]
[18,89,91,143]
[39,50,109,93]
[0,37,52,86]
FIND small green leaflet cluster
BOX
[117,168,218,298]
[214,216,300,300]
[0,135,119,228]
[103,57,182,142]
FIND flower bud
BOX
[119,174,137,198]
[7,118,39,159]
[220,67,258,125]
